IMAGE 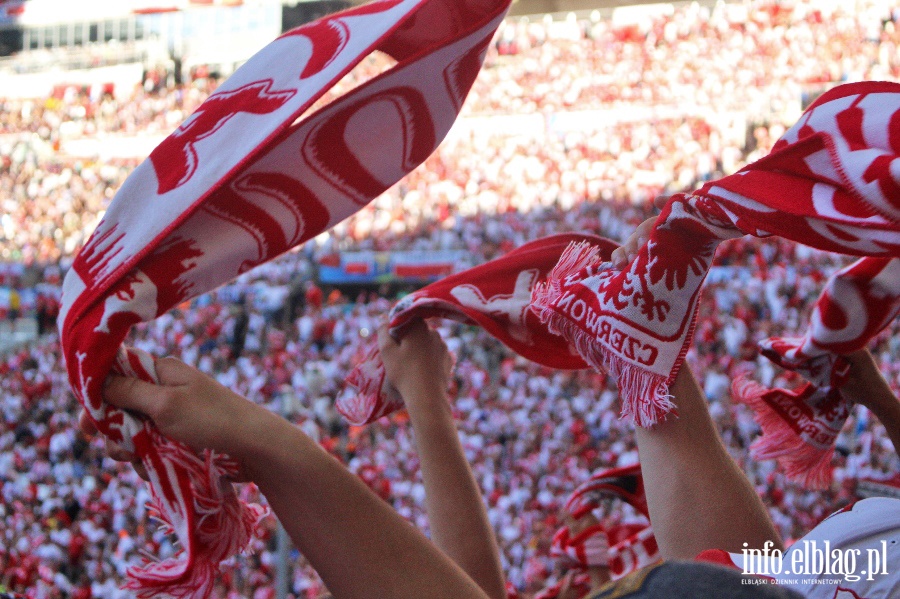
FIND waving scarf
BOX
[341,233,617,425]
[550,522,611,569]
[733,257,900,488]
[550,465,658,583]
[59,0,510,594]
[548,522,659,582]
[532,81,900,427]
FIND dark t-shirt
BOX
[587,561,804,599]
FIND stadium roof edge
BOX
[338,0,723,19]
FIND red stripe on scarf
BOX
[60,0,512,594]
[341,233,617,425]
[533,82,900,429]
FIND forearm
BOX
[842,350,900,458]
[402,380,506,599]
[634,365,782,559]
[237,405,490,599]
[868,395,900,459]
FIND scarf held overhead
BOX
[733,256,900,489]
[341,233,618,426]
[532,81,900,428]
[59,0,511,595]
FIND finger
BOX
[616,233,643,265]
[625,219,656,260]
[615,214,656,258]
[78,410,98,436]
[104,374,169,417]
[400,318,429,342]
[107,440,136,463]
[635,215,656,240]
[376,321,396,352]
[154,356,197,386]
[132,460,149,482]
[407,320,445,353]
[631,232,649,256]
[654,194,669,210]
[388,318,428,349]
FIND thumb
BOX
[78,410,97,436]
[154,355,199,386]
[376,322,397,354]
[103,374,170,419]
[397,318,429,343]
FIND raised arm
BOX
[613,206,782,559]
[841,348,900,459]
[91,358,491,599]
[378,321,506,599]
[634,364,783,559]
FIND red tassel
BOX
[731,377,840,490]
[125,427,268,598]
[531,241,675,428]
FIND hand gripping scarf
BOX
[532,81,900,427]
[341,233,618,425]
[733,257,900,489]
[58,0,511,594]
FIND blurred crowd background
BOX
[1,0,900,597]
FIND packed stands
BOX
[1,0,899,596]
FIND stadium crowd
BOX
[2,0,900,597]
[4,0,900,266]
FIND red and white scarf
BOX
[564,464,649,520]
[607,525,659,581]
[548,521,658,582]
[341,233,617,425]
[550,465,658,582]
[532,81,900,427]
[857,473,900,499]
[566,465,657,582]
[733,257,900,488]
[550,522,611,569]
[59,0,510,595]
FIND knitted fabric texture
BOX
[552,465,658,581]
[532,81,900,427]
[733,257,900,488]
[59,0,510,594]
[341,233,617,425]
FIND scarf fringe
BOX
[550,523,610,569]
[335,385,382,426]
[340,363,385,426]
[341,343,404,425]
[126,428,268,597]
[543,240,606,287]
[731,377,834,490]
[532,243,675,428]
[124,560,217,599]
